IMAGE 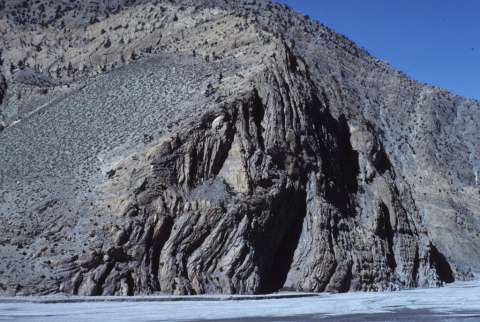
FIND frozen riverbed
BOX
[1,278,480,321]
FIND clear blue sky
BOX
[276,0,480,101]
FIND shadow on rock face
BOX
[430,244,454,283]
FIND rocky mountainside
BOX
[0,0,478,296]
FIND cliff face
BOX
[77,42,447,295]
[0,0,478,296]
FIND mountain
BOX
[0,0,479,296]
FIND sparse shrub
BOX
[104,38,111,48]
[106,169,116,178]
[89,16,99,24]
[143,134,153,144]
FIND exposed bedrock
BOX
[0,71,6,131]
[62,43,453,295]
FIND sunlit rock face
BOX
[0,0,478,296]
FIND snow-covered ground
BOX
[1,278,480,321]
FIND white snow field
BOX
[1,278,480,321]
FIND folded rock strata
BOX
[67,42,453,295]
[0,0,478,296]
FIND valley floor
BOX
[0,277,479,321]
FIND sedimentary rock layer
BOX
[0,0,478,296]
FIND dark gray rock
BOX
[0,71,6,106]
[0,70,6,131]
[68,42,452,295]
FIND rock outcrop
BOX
[0,0,477,296]
[0,70,6,131]
[0,71,5,104]
[60,42,452,295]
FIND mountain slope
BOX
[0,0,478,296]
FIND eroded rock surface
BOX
[0,0,478,296]
[59,42,453,296]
